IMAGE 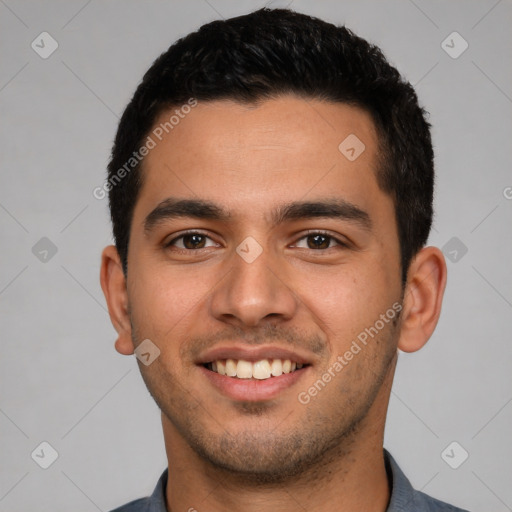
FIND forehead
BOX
[135,96,385,221]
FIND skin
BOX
[100,96,447,512]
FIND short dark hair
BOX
[107,8,434,283]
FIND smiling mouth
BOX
[203,358,308,380]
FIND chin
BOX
[184,423,356,485]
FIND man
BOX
[100,8,468,512]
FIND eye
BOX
[165,231,218,250]
[293,232,346,250]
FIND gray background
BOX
[1,0,511,511]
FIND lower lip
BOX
[199,365,309,402]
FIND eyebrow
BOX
[143,196,372,233]
[144,198,230,233]
[271,198,372,230]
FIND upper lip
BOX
[196,345,314,365]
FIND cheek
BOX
[292,263,395,349]
[127,265,214,343]
[294,266,375,330]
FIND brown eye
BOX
[182,234,206,249]
[306,234,331,249]
[166,232,217,250]
[294,232,343,250]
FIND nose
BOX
[209,242,299,328]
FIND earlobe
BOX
[398,246,447,353]
[99,245,134,355]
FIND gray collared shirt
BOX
[110,450,469,511]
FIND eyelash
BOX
[164,230,348,252]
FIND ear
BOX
[398,246,447,353]
[99,245,134,355]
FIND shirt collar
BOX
[384,449,420,511]
[148,449,418,512]
[145,469,168,512]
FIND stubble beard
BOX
[133,318,399,486]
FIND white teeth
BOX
[208,358,305,379]
[225,359,237,377]
[253,359,272,380]
[216,360,226,375]
[236,360,253,379]
[270,359,283,377]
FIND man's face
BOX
[125,96,403,479]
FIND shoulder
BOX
[108,469,168,512]
[410,488,470,511]
[110,498,151,512]
[109,497,151,512]
[385,450,470,512]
